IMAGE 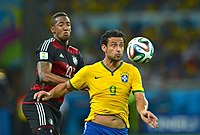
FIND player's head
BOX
[100,29,126,61]
[50,12,71,42]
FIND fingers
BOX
[149,112,158,121]
[33,91,49,102]
[148,117,158,128]
[147,112,158,128]
[33,92,38,100]
[33,91,42,102]
[148,120,158,128]
[141,111,158,128]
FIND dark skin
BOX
[38,16,71,85]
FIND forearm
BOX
[49,82,72,98]
[133,92,158,128]
[34,81,73,101]
[41,72,68,85]
[37,61,68,85]
[135,93,148,115]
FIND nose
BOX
[63,25,68,30]
[116,45,123,51]
[63,24,70,31]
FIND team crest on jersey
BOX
[72,55,78,65]
[121,72,129,83]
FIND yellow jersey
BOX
[69,61,144,128]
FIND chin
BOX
[113,58,121,62]
[61,37,69,42]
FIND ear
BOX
[50,26,56,34]
[101,44,107,53]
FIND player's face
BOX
[103,37,125,61]
[51,16,71,42]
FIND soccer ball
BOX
[127,37,154,64]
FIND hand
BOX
[33,91,52,102]
[140,110,158,128]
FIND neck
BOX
[103,58,122,71]
[54,36,69,47]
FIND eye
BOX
[119,44,124,48]
[58,23,63,27]
[67,23,71,26]
[111,43,117,47]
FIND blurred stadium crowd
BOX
[41,0,200,79]
[1,0,200,135]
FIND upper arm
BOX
[37,61,52,77]
[36,39,55,80]
[36,38,55,63]
[70,66,89,90]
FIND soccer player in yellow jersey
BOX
[34,29,158,135]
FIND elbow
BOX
[39,72,49,83]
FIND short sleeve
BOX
[36,38,55,63]
[69,66,89,90]
[131,67,144,92]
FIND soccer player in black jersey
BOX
[22,12,85,135]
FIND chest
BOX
[89,69,132,96]
[54,49,78,66]
[52,49,79,78]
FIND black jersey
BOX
[31,38,84,103]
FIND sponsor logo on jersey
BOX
[39,52,48,60]
[72,55,78,65]
[121,72,129,83]
[59,53,64,58]
[95,76,102,79]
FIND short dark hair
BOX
[51,12,68,26]
[100,29,126,46]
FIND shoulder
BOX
[80,62,100,70]
[122,61,139,71]
[38,38,55,51]
[122,61,134,68]
[67,45,79,55]
[41,38,55,46]
[90,61,101,67]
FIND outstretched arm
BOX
[34,81,73,101]
[134,92,158,128]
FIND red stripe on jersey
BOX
[51,39,79,55]
[67,46,79,54]
[51,40,66,50]
[51,61,68,77]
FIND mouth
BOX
[115,53,122,58]
[64,32,69,36]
